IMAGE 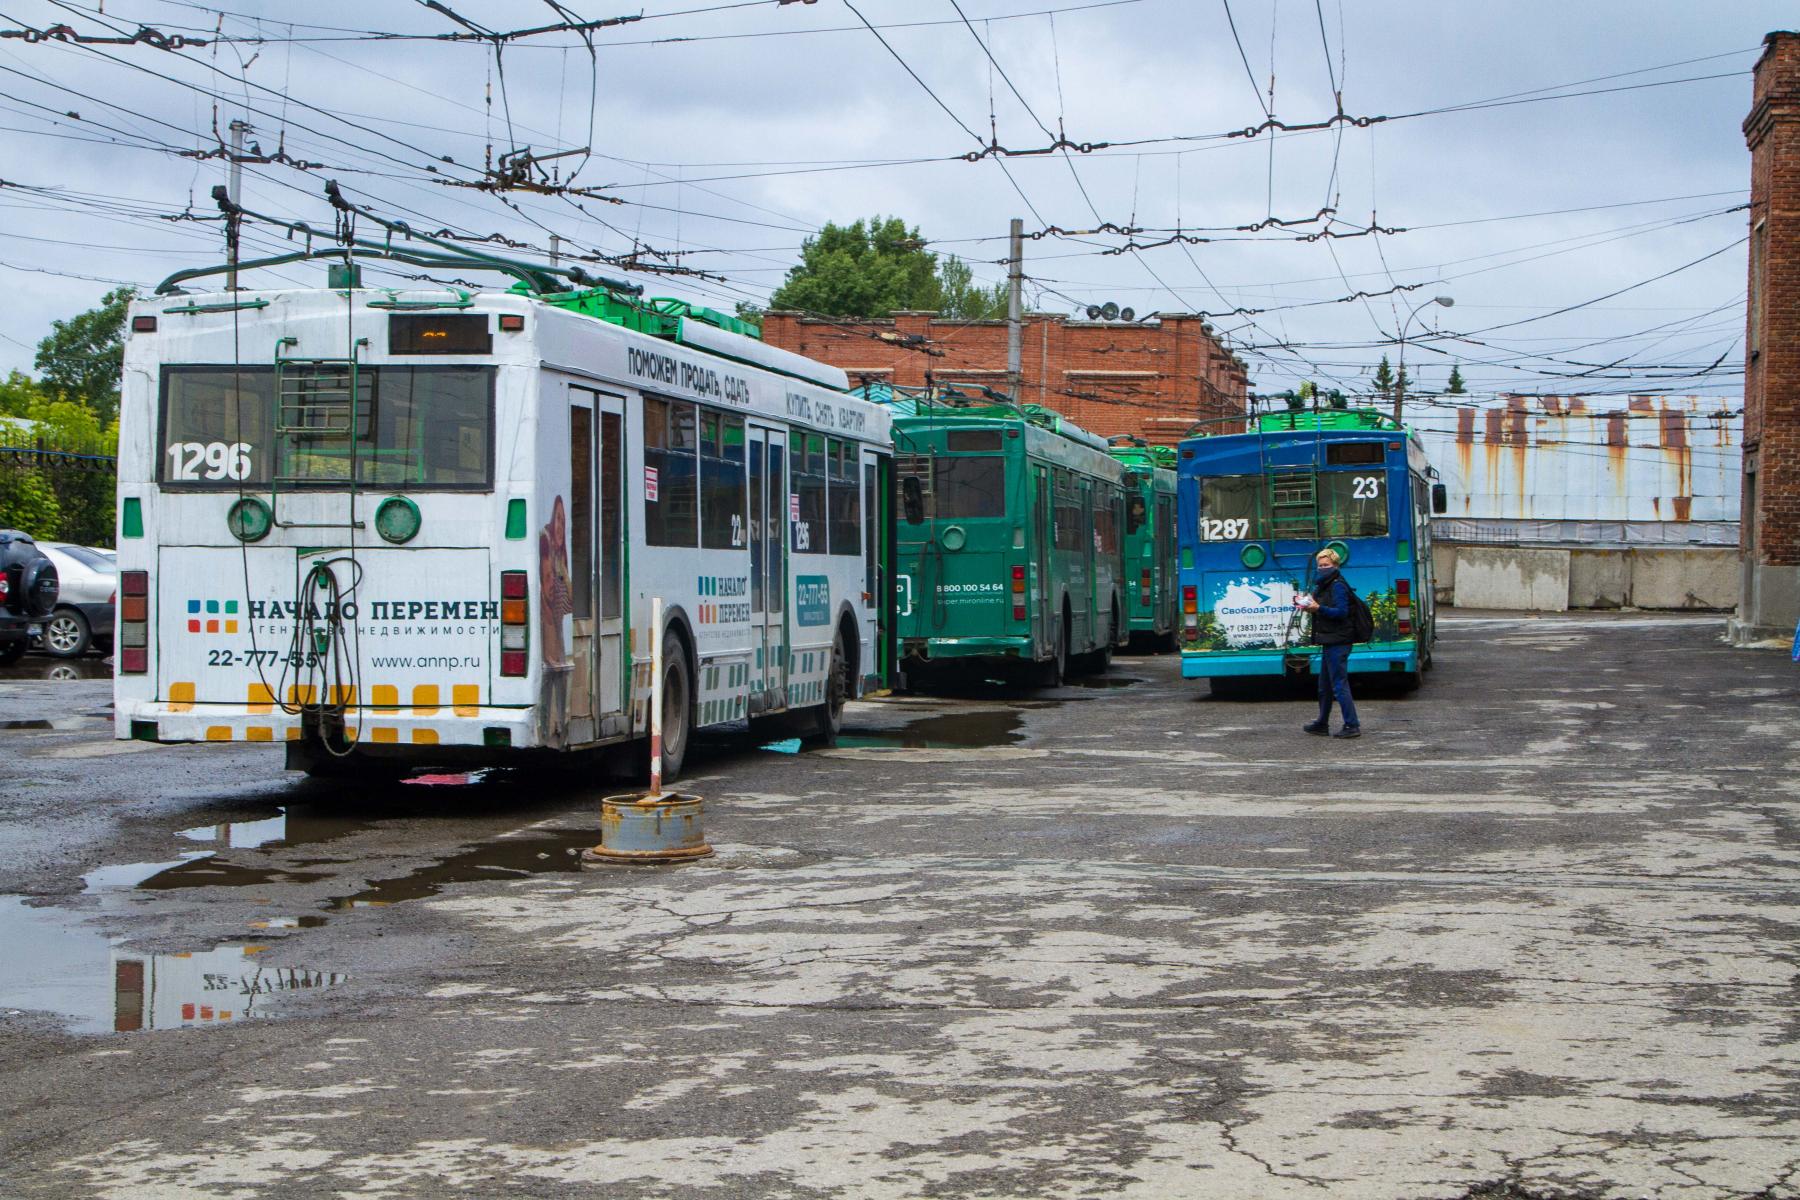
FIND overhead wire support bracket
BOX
[153,181,645,297]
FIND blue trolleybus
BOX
[1176,403,1447,688]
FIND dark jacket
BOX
[1310,570,1354,646]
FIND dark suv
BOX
[0,531,60,666]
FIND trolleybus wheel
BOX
[655,643,693,782]
[804,630,849,745]
[1035,612,1068,688]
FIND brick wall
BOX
[759,310,1250,444]
[1744,30,1800,565]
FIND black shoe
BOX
[1332,726,1362,739]
[1302,722,1329,736]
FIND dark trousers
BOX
[1316,643,1359,729]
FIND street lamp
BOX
[1394,294,1453,427]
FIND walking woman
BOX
[1294,547,1361,738]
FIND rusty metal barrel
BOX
[580,792,714,867]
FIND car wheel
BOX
[43,608,91,658]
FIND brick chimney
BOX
[1734,30,1800,642]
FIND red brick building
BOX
[759,310,1251,445]
[1735,30,1800,642]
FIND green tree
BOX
[1446,365,1467,394]
[1371,355,1395,400]
[937,255,1007,320]
[767,218,943,318]
[0,464,61,536]
[0,370,44,418]
[35,286,134,422]
[23,395,116,545]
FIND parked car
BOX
[39,543,115,658]
[0,531,59,666]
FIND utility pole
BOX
[225,118,251,291]
[548,234,562,268]
[1006,217,1023,400]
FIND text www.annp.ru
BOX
[368,656,481,670]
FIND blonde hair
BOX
[1315,547,1341,566]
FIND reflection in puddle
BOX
[327,827,596,910]
[179,813,290,849]
[0,657,112,682]
[762,709,1024,754]
[0,897,345,1035]
[1071,675,1141,690]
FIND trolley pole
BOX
[1006,217,1023,400]
[226,118,250,291]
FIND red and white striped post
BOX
[648,596,663,799]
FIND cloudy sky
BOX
[0,0,1789,403]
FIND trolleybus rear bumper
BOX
[1181,645,1417,679]
[903,635,1036,662]
[115,701,539,750]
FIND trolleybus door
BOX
[748,425,787,712]
[861,446,886,689]
[595,394,627,735]
[569,387,628,743]
[1033,464,1052,656]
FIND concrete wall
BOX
[1439,546,1743,612]
[1569,551,1632,609]
[1452,548,1572,612]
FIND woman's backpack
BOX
[1344,582,1375,643]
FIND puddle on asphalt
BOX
[325,826,599,909]
[0,896,346,1035]
[0,657,111,682]
[1069,675,1142,690]
[83,803,598,918]
[760,708,1024,755]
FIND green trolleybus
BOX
[871,387,1127,687]
[1176,403,1447,688]
[1107,436,1178,650]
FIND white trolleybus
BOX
[115,191,893,780]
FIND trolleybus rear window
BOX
[159,365,493,490]
[896,455,1005,522]
[1317,471,1389,537]
[1198,475,1264,541]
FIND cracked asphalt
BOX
[0,611,1796,1199]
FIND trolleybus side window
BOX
[1198,475,1265,541]
[768,439,785,612]
[791,431,827,554]
[828,437,861,556]
[644,395,698,547]
[700,410,746,550]
[1053,469,1082,551]
[571,406,593,618]
[160,365,492,489]
[1317,471,1389,538]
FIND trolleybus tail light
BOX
[120,570,149,674]
[130,315,157,333]
[498,313,525,332]
[1182,584,1199,642]
[1011,565,1026,621]
[500,570,529,677]
[1140,568,1152,606]
[1396,578,1412,637]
